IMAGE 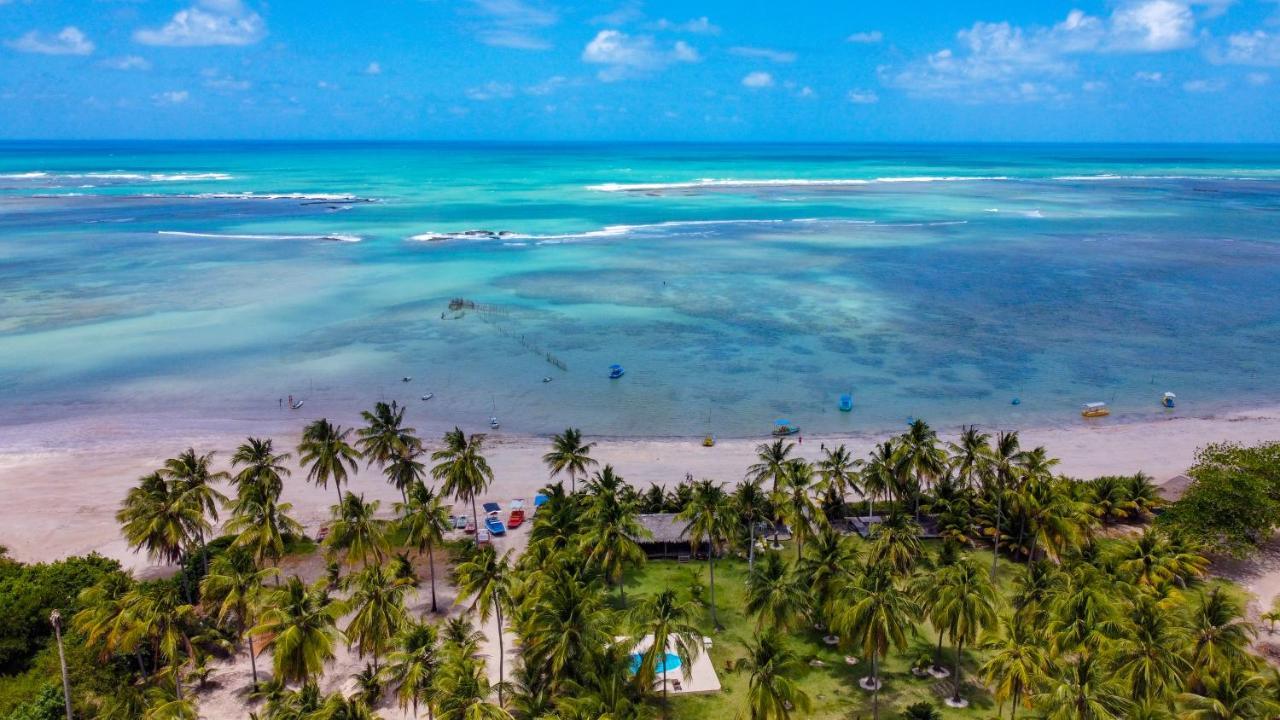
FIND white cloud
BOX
[741,71,774,88]
[465,81,515,100]
[1134,70,1167,83]
[102,55,150,71]
[134,0,265,47]
[1110,0,1195,51]
[648,17,720,35]
[524,75,569,95]
[882,3,1212,103]
[1210,30,1280,66]
[1082,80,1107,91]
[1182,77,1225,91]
[152,90,190,105]
[1247,71,1271,85]
[795,85,816,99]
[202,68,250,91]
[590,3,644,26]
[582,29,700,81]
[6,26,94,55]
[847,89,879,104]
[365,62,382,75]
[729,46,796,63]
[847,30,883,44]
[469,0,557,50]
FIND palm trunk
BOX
[471,497,481,547]
[427,545,439,613]
[173,661,183,700]
[335,481,343,506]
[52,620,72,720]
[952,638,964,703]
[248,635,259,689]
[934,634,944,671]
[747,522,756,570]
[990,490,1002,581]
[1026,536,1038,568]
[496,602,505,707]
[707,542,720,629]
[1011,684,1021,720]
[135,649,147,679]
[871,654,880,720]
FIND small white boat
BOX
[401,376,412,383]
[489,416,500,429]
[542,377,552,383]
[291,400,305,410]
[421,393,434,401]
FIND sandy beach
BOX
[2,405,1279,571]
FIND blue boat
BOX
[838,393,853,412]
[609,364,625,379]
[485,516,507,536]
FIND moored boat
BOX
[1081,402,1110,418]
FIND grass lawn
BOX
[623,543,1021,720]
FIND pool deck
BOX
[630,633,723,695]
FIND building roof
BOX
[634,513,690,544]
[1158,474,1194,502]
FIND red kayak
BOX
[507,509,525,529]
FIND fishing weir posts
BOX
[446,298,568,372]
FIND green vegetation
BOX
[2,417,1278,719]
[1161,441,1280,556]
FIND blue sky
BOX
[2,0,1279,141]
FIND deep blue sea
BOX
[2,142,1279,438]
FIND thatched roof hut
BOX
[1158,474,1194,503]
[632,513,693,559]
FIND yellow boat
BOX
[1081,402,1110,418]
[703,434,716,447]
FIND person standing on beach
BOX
[288,394,294,408]
[278,398,283,409]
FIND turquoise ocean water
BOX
[2,142,1279,439]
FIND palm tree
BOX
[199,547,277,689]
[229,437,290,503]
[677,479,735,629]
[979,617,1049,720]
[225,487,302,575]
[435,648,513,720]
[455,545,514,706]
[324,492,390,567]
[861,440,898,520]
[432,428,495,547]
[799,527,859,629]
[582,466,648,603]
[1110,596,1190,706]
[737,630,811,720]
[948,425,992,490]
[250,577,344,686]
[542,427,598,494]
[815,443,861,516]
[117,472,198,567]
[1110,527,1207,589]
[125,582,198,700]
[745,551,804,631]
[162,448,229,576]
[833,562,919,720]
[343,563,411,671]
[932,557,999,706]
[1187,588,1255,691]
[385,619,441,720]
[1039,655,1129,720]
[384,448,427,504]
[357,400,420,468]
[298,419,361,504]
[1179,668,1280,719]
[776,460,822,562]
[628,589,701,702]
[747,439,797,545]
[74,573,147,677]
[395,479,452,612]
[735,479,771,570]
[868,512,924,576]
[987,430,1025,579]
[895,419,947,518]
[523,567,615,694]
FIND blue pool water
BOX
[2,142,1280,440]
[630,651,682,675]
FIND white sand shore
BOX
[2,405,1279,570]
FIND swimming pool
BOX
[629,651,682,675]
